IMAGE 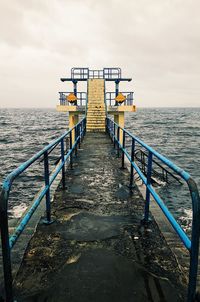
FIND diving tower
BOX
[57,67,136,138]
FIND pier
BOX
[0,68,200,302]
[13,132,185,301]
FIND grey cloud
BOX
[0,0,199,107]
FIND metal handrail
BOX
[0,117,87,302]
[105,92,134,106]
[106,117,200,302]
[59,92,87,106]
[71,67,122,79]
[134,149,182,184]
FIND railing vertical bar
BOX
[130,137,135,188]
[44,151,51,223]
[117,126,120,158]
[78,124,81,149]
[144,151,153,222]
[0,202,13,302]
[113,123,116,148]
[69,131,73,169]
[187,180,200,302]
[75,126,77,157]
[61,138,65,189]
[121,131,125,169]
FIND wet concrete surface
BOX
[14,133,187,301]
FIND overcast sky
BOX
[0,0,200,108]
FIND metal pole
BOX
[113,123,116,148]
[78,124,81,149]
[69,131,73,169]
[130,138,135,188]
[121,131,125,169]
[44,151,51,223]
[144,151,153,222]
[75,126,77,157]
[115,80,119,97]
[115,80,119,106]
[61,138,65,189]
[73,80,77,105]
[117,126,120,158]
[187,178,200,302]
[0,192,13,302]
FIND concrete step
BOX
[86,122,105,126]
[87,103,105,106]
[87,104,105,106]
[87,113,106,116]
[87,118,105,122]
[87,105,105,108]
[87,109,105,113]
[88,96,104,99]
[86,124,105,128]
[87,101,105,104]
[87,129,105,132]
[87,109,105,112]
[87,128,105,132]
[87,116,105,120]
[87,116,106,119]
[86,125,105,130]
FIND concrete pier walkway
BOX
[14,133,186,301]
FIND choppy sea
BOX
[0,108,199,234]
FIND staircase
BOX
[86,79,106,132]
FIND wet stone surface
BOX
[14,133,187,301]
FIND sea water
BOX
[0,108,199,234]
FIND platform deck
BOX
[14,133,186,301]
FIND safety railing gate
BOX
[106,117,200,302]
[0,117,86,302]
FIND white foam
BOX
[11,203,28,218]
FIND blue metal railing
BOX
[71,67,122,79]
[106,92,134,106]
[106,117,200,302]
[59,92,87,107]
[0,117,86,302]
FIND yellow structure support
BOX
[69,113,79,144]
[114,112,125,144]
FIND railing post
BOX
[61,138,65,189]
[113,123,116,148]
[44,151,51,223]
[83,119,86,136]
[75,125,78,157]
[79,123,82,144]
[69,131,73,169]
[0,192,13,302]
[121,131,125,169]
[78,124,81,149]
[129,138,135,188]
[187,179,200,302]
[143,151,153,222]
[117,126,120,158]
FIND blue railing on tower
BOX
[106,117,200,302]
[59,92,87,107]
[0,117,87,302]
[106,92,134,106]
[71,67,122,79]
